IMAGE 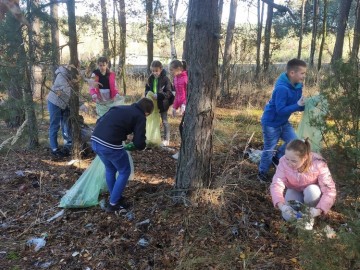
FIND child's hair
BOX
[170,59,187,71]
[286,58,307,72]
[137,98,154,114]
[286,138,312,172]
[97,56,108,64]
[150,60,163,69]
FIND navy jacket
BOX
[261,72,305,127]
[91,103,147,150]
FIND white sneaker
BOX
[172,152,179,160]
[161,140,169,147]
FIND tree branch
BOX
[261,0,296,20]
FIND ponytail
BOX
[170,59,187,71]
[286,138,312,172]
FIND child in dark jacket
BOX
[145,60,174,146]
[91,98,154,213]
[258,59,307,182]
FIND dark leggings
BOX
[160,111,170,141]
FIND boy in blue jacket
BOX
[91,98,154,212]
[258,59,307,182]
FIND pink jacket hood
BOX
[270,152,336,214]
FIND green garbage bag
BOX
[296,95,328,153]
[59,96,135,208]
[96,96,125,118]
[145,92,161,146]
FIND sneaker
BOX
[51,148,67,158]
[105,203,127,214]
[257,172,270,183]
[172,152,179,160]
[161,140,169,147]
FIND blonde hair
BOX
[286,138,312,172]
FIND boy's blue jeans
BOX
[91,141,131,205]
[259,122,297,174]
[48,101,71,151]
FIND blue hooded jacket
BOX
[261,72,305,127]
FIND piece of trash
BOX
[99,199,106,210]
[26,237,46,251]
[0,251,6,259]
[72,251,80,257]
[47,209,65,222]
[136,219,150,227]
[244,148,262,164]
[125,211,135,221]
[32,180,40,188]
[15,170,25,177]
[34,261,53,268]
[231,227,239,236]
[84,223,93,228]
[137,238,149,247]
[67,159,79,166]
[323,225,336,239]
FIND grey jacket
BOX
[47,66,72,109]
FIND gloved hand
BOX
[309,207,322,217]
[297,96,305,106]
[91,94,98,102]
[124,142,136,151]
[279,204,297,221]
[115,93,121,99]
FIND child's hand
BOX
[297,96,305,106]
[124,142,136,151]
[153,94,157,100]
[172,108,176,117]
[279,204,297,221]
[91,94,98,102]
[309,207,322,217]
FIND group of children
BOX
[49,57,336,230]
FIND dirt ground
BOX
[0,115,347,270]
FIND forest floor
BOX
[0,106,350,270]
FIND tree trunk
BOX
[255,0,265,78]
[297,0,306,59]
[168,0,179,60]
[351,0,360,59]
[331,0,352,63]
[66,0,81,159]
[146,0,154,73]
[117,0,127,95]
[175,0,220,192]
[218,0,224,26]
[112,0,116,68]
[100,0,110,58]
[263,0,273,71]
[318,0,328,70]
[50,0,60,75]
[220,0,237,97]
[309,0,319,66]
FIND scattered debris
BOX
[26,237,46,252]
[46,209,65,222]
[137,238,150,247]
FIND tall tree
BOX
[318,0,328,70]
[309,0,319,66]
[255,0,265,78]
[66,0,81,159]
[117,0,127,94]
[263,0,274,71]
[168,0,179,60]
[218,0,224,27]
[175,0,220,192]
[351,0,360,59]
[50,0,60,75]
[331,0,352,63]
[146,0,154,72]
[297,0,306,59]
[100,0,110,58]
[220,0,237,97]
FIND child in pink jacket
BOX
[270,138,336,230]
[170,60,188,116]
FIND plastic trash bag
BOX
[95,96,125,118]
[145,92,161,146]
[296,95,328,153]
[59,96,135,208]
[26,237,46,252]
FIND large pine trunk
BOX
[146,0,154,73]
[352,0,360,59]
[117,0,127,94]
[100,0,110,58]
[175,0,220,192]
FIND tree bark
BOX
[218,0,224,26]
[331,0,352,63]
[168,0,179,60]
[66,0,81,159]
[351,0,360,59]
[263,0,273,71]
[318,0,328,70]
[117,0,127,95]
[309,0,319,66]
[146,0,154,73]
[297,0,306,59]
[112,0,116,68]
[100,0,110,58]
[175,0,220,192]
[50,0,60,75]
[255,0,264,78]
[220,0,237,97]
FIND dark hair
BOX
[150,60,163,69]
[97,56,108,64]
[137,98,154,114]
[286,138,312,172]
[170,59,187,71]
[286,58,307,72]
